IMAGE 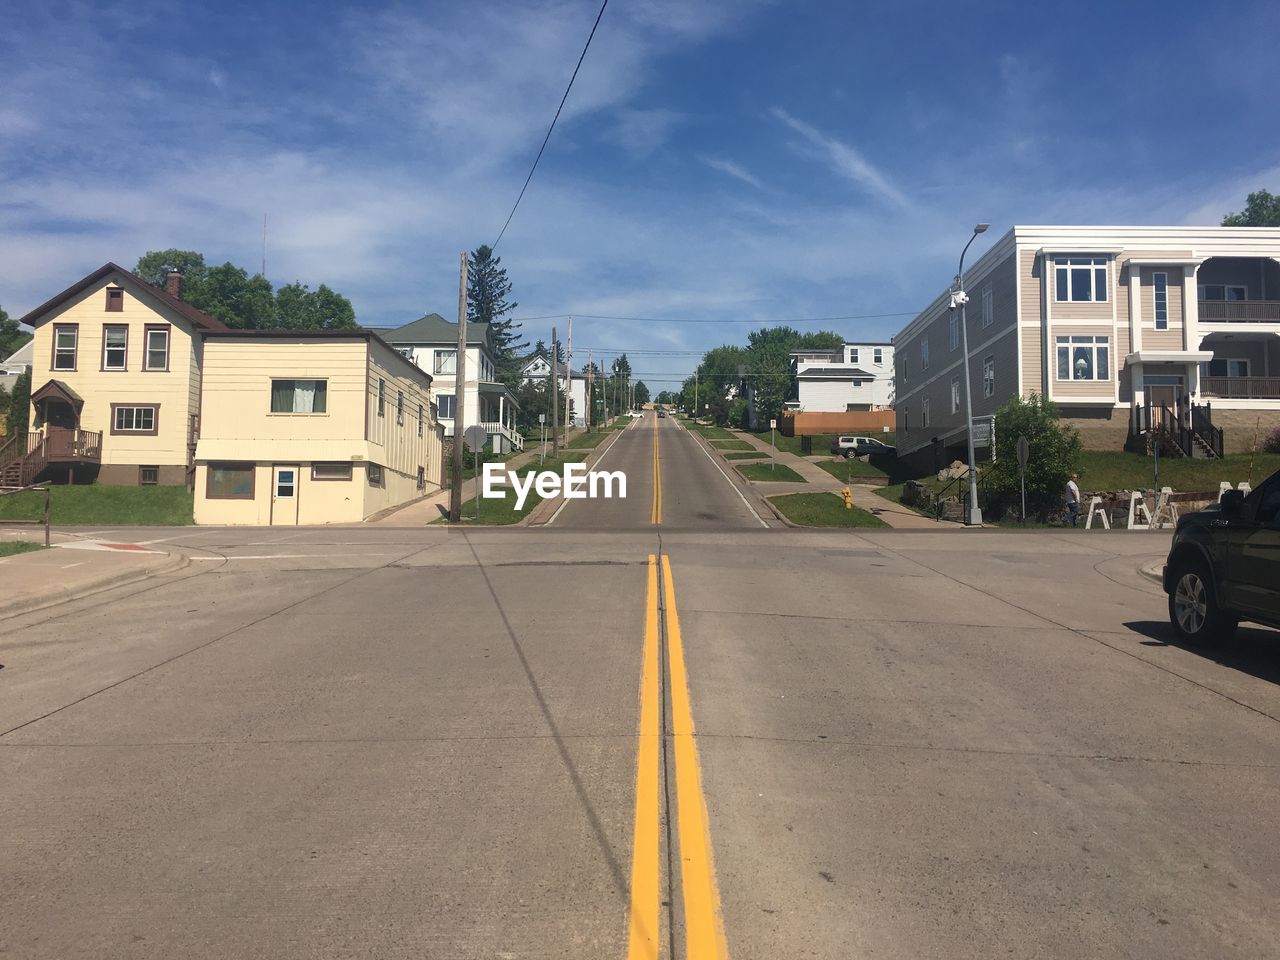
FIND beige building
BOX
[3,262,226,487]
[193,330,443,525]
[893,225,1280,469]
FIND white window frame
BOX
[113,405,156,433]
[920,339,929,371]
[271,378,329,414]
[1053,256,1108,303]
[981,287,993,328]
[1056,336,1111,382]
[873,347,883,365]
[436,393,456,419]
[922,397,931,429]
[949,314,959,351]
[433,349,457,375]
[950,377,960,414]
[847,347,859,364]
[144,327,170,371]
[1198,284,1247,302]
[1153,272,1169,330]
[102,324,128,371]
[53,325,78,371]
[982,355,995,398]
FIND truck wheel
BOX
[1168,560,1237,645]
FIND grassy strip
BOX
[568,429,616,449]
[753,431,898,457]
[814,458,891,481]
[723,452,767,461]
[691,425,737,440]
[0,485,194,525]
[736,461,806,483]
[612,416,633,429]
[445,452,589,525]
[709,439,755,451]
[1075,450,1280,491]
[0,541,46,557]
[769,492,889,528]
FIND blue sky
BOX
[2,0,1278,389]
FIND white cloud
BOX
[771,107,911,210]
[608,108,685,155]
[701,156,764,190]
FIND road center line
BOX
[626,555,663,960]
[662,555,731,959]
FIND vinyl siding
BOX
[1139,265,1185,351]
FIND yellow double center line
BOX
[627,555,730,959]
[650,415,663,525]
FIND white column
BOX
[1131,361,1145,409]
[1128,262,1142,352]
[1183,264,1200,351]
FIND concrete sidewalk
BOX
[0,533,187,618]
[720,429,946,530]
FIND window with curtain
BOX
[434,350,457,375]
[1056,336,1110,381]
[270,379,328,413]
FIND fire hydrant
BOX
[841,486,853,510]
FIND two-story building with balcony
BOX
[2,263,227,488]
[892,226,1280,471]
[381,314,523,453]
[785,341,895,412]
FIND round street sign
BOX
[463,425,488,453]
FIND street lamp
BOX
[950,222,989,526]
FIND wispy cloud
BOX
[608,108,686,155]
[771,107,911,210]
[701,156,764,190]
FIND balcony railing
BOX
[1198,300,1280,322]
[1200,376,1280,399]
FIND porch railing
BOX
[41,429,103,461]
[480,421,525,452]
[1199,300,1280,322]
[1128,399,1222,459]
[1200,376,1280,399]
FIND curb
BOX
[1139,559,1165,586]
[685,428,782,528]
[0,551,191,620]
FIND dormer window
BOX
[106,288,124,312]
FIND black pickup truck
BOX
[1163,467,1280,643]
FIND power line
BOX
[510,310,917,325]
[491,0,610,253]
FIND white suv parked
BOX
[830,436,896,459]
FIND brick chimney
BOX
[165,270,183,299]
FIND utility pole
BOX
[586,349,594,431]
[449,251,468,523]
[564,316,573,438]
[694,370,698,420]
[551,326,560,456]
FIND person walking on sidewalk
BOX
[1065,474,1082,527]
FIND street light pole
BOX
[951,222,989,526]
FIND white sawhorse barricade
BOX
[1085,496,1110,529]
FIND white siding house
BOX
[519,351,587,426]
[788,342,895,412]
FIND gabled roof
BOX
[520,350,568,378]
[1,339,33,366]
[18,262,228,331]
[380,313,493,348]
[31,379,85,406]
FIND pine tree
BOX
[467,245,525,384]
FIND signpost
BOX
[1016,435,1029,523]
[464,425,488,520]
[770,418,777,472]
[539,413,547,465]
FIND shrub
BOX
[984,394,1082,520]
[1263,426,1280,454]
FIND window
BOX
[418,403,424,437]
[105,288,123,312]
[378,378,385,416]
[312,462,353,481]
[1153,272,1168,330]
[368,463,384,486]
[102,325,128,370]
[112,405,158,434]
[207,463,255,499]
[437,393,456,419]
[982,287,993,327]
[1203,358,1249,378]
[949,314,960,351]
[53,325,77,370]
[271,379,328,414]
[848,347,860,364]
[434,350,457,375]
[1053,257,1108,302]
[873,347,883,365]
[139,466,159,486]
[920,339,929,370]
[902,405,909,435]
[397,390,404,425]
[1199,284,1246,302]
[1056,336,1110,381]
[982,356,995,398]
[398,347,413,359]
[922,397,931,428]
[950,377,960,414]
[144,326,170,371]
[417,465,426,491]
[275,469,296,499]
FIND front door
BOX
[43,400,78,457]
[271,465,300,525]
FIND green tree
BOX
[133,249,208,288]
[1,305,33,359]
[186,263,277,329]
[275,282,357,329]
[467,245,525,384]
[5,369,31,437]
[1222,190,1280,227]
[985,394,1083,521]
[634,380,651,406]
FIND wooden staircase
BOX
[0,433,49,487]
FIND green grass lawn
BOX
[0,541,46,557]
[723,451,767,461]
[568,429,616,449]
[446,452,590,525]
[690,425,737,440]
[709,439,755,451]
[753,431,898,457]
[612,416,633,429]
[736,461,806,483]
[1075,450,1280,492]
[769,492,889,528]
[814,457,891,482]
[0,485,194,526]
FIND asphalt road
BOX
[2,410,1278,959]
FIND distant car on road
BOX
[830,435,896,459]
[657,408,667,418]
[1163,467,1280,643]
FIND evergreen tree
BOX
[2,305,34,359]
[467,245,525,384]
[5,369,30,437]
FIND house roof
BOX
[379,313,493,348]
[31,379,84,406]
[1,339,33,366]
[520,350,568,378]
[796,366,875,378]
[18,262,229,331]
[200,328,433,387]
